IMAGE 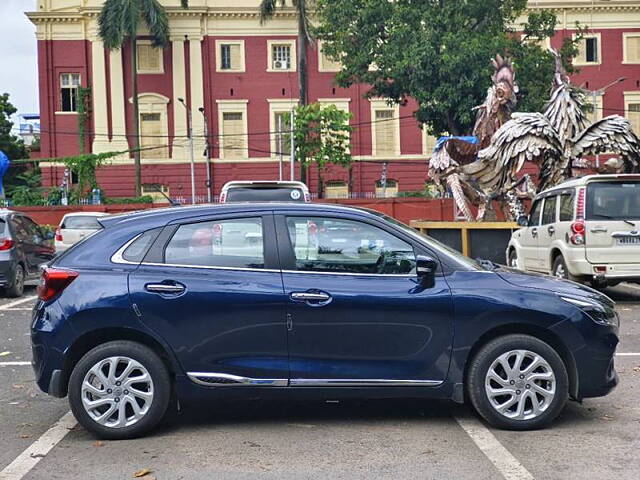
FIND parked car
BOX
[55,212,109,253]
[219,180,310,203]
[32,203,618,439]
[0,210,55,297]
[507,174,640,287]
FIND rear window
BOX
[62,216,102,229]
[586,181,640,220]
[225,187,305,202]
[0,219,5,236]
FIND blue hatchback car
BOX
[32,204,619,439]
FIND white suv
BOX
[507,174,640,287]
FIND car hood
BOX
[495,268,614,307]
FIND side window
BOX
[559,193,574,222]
[528,200,543,227]
[22,217,43,242]
[10,217,29,242]
[122,228,161,263]
[541,196,557,225]
[286,217,416,275]
[164,218,264,269]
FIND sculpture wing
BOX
[444,138,480,165]
[571,115,640,173]
[461,112,563,192]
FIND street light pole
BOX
[588,77,627,168]
[198,107,213,203]
[178,98,196,205]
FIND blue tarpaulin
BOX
[433,136,479,153]
[0,151,10,197]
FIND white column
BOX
[91,38,111,153]
[109,48,130,151]
[172,37,188,160]
[189,37,206,159]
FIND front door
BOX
[537,195,558,273]
[276,213,454,385]
[521,199,543,270]
[128,214,290,385]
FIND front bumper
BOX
[573,322,619,399]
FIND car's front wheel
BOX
[467,334,568,430]
[68,341,171,439]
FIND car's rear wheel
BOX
[467,334,568,430]
[508,249,518,269]
[552,255,577,282]
[68,341,171,440]
[5,264,25,298]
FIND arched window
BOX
[375,179,398,198]
[324,181,349,199]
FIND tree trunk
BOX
[297,11,308,185]
[131,36,142,197]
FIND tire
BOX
[466,334,568,430]
[5,264,25,298]
[68,341,171,440]
[552,255,577,282]
[508,249,518,269]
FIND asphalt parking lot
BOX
[0,285,639,480]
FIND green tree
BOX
[288,103,353,197]
[0,93,27,160]
[316,0,582,136]
[98,0,188,196]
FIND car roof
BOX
[98,203,379,229]
[539,174,640,195]
[62,212,110,218]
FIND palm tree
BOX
[98,0,188,197]
[260,0,313,183]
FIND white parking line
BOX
[0,411,76,480]
[0,362,31,367]
[0,296,37,311]
[455,415,535,480]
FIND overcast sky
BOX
[0,0,38,117]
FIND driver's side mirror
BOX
[416,255,438,287]
[516,215,529,227]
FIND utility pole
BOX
[199,107,212,203]
[588,77,626,168]
[178,98,196,205]
[290,108,296,181]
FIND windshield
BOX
[378,213,483,270]
[586,181,640,221]
[226,187,306,202]
[63,216,103,229]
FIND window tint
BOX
[165,218,264,269]
[10,217,30,241]
[541,196,557,225]
[528,200,543,226]
[286,217,416,275]
[62,216,102,230]
[559,193,574,221]
[122,229,161,263]
[586,182,640,220]
[225,187,305,202]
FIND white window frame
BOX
[624,91,640,134]
[622,32,640,64]
[58,73,81,114]
[370,99,400,158]
[268,99,298,158]
[130,93,170,160]
[216,40,246,72]
[318,40,342,73]
[318,98,352,153]
[136,40,164,74]
[267,39,296,72]
[216,99,249,160]
[573,33,602,66]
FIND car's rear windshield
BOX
[225,187,305,202]
[62,216,103,229]
[0,219,5,236]
[586,181,640,221]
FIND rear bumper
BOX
[0,259,15,286]
[566,255,640,281]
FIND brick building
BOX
[28,0,640,202]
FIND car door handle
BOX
[547,226,555,235]
[590,227,608,233]
[290,291,332,303]
[531,228,538,238]
[145,283,185,294]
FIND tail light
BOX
[570,187,587,245]
[55,227,62,242]
[0,238,14,250]
[37,268,79,302]
[219,192,227,203]
[575,187,586,219]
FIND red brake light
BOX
[55,227,62,242]
[571,221,585,234]
[37,268,79,302]
[0,238,14,251]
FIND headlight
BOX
[560,296,619,326]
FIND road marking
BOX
[0,411,76,480]
[622,283,640,292]
[0,297,36,311]
[3,308,34,312]
[616,352,640,356]
[0,362,31,367]
[455,415,535,480]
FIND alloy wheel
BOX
[81,356,154,429]
[554,263,566,279]
[484,349,556,421]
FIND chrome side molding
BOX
[187,373,443,388]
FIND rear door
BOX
[21,216,55,271]
[128,213,290,384]
[585,180,640,264]
[9,216,38,273]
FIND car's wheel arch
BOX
[463,323,579,401]
[549,247,565,272]
[61,327,180,397]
